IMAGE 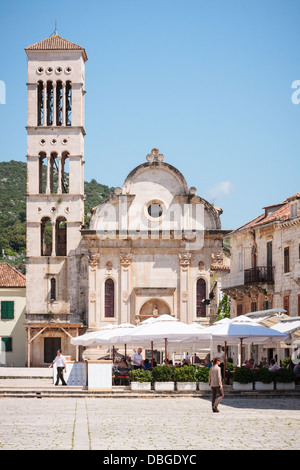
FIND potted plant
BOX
[233,366,254,391]
[195,366,211,391]
[152,365,174,391]
[174,365,197,391]
[129,369,152,391]
[274,368,296,390]
[254,367,274,391]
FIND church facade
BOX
[24,33,229,366]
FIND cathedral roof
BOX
[0,263,26,288]
[25,34,88,62]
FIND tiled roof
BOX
[25,34,88,62]
[229,195,296,236]
[0,263,26,288]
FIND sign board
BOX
[87,360,112,390]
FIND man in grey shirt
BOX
[209,357,224,412]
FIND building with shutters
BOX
[222,193,300,318]
[0,263,26,366]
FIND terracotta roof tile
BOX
[25,34,88,62]
[229,194,296,236]
[0,263,26,288]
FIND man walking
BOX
[209,357,224,412]
[49,349,67,386]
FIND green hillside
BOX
[0,160,113,271]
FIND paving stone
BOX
[0,397,299,450]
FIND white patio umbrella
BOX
[106,314,211,361]
[203,315,288,366]
[70,323,136,347]
[70,323,117,346]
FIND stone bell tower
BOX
[24,32,88,366]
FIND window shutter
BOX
[284,296,290,316]
[1,337,12,352]
[1,301,14,320]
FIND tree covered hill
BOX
[0,160,114,259]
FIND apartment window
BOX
[284,247,290,273]
[1,337,12,352]
[251,302,257,313]
[1,301,14,320]
[263,300,272,310]
[284,295,290,316]
[50,278,56,302]
[237,251,242,272]
[237,304,243,316]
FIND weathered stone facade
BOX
[24,34,229,365]
[222,193,300,317]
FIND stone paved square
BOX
[0,397,299,451]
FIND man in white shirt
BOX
[215,345,225,361]
[131,348,144,369]
[49,349,67,385]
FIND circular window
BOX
[147,203,163,219]
[46,67,53,74]
[56,66,63,75]
[37,67,44,75]
[65,66,72,75]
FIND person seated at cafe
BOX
[164,359,173,366]
[143,358,152,370]
[193,354,201,364]
[117,358,130,375]
[269,358,279,371]
[259,357,268,368]
[203,358,212,368]
[244,358,255,370]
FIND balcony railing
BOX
[244,266,274,284]
[221,266,274,290]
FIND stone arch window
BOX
[56,80,63,126]
[56,217,67,256]
[196,278,206,317]
[66,81,72,126]
[104,278,115,318]
[46,81,54,126]
[41,217,52,256]
[50,153,58,193]
[38,151,47,194]
[50,278,56,301]
[37,81,44,126]
[61,152,69,194]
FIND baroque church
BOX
[24,33,229,366]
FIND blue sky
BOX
[0,0,299,230]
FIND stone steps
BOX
[0,369,299,398]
